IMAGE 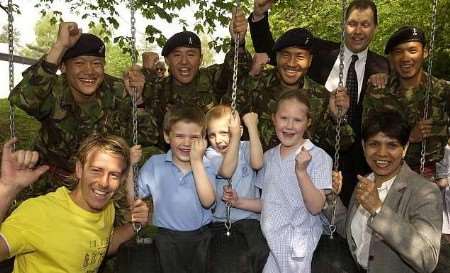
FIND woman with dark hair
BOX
[328,109,442,273]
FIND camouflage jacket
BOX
[229,68,355,152]
[9,58,160,175]
[363,72,450,169]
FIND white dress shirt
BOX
[351,174,396,269]
[325,45,368,102]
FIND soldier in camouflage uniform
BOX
[8,22,159,225]
[363,26,450,179]
[232,28,354,152]
[142,7,251,136]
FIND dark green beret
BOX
[273,28,314,52]
[61,33,105,62]
[161,31,201,57]
[385,26,426,54]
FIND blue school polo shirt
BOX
[205,141,260,223]
[138,150,216,231]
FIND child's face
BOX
[272,98,311,150]
[207,115,231,154]
[164,121,204,165]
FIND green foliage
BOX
[104,43,132,78]
[0,24,21,44]
[33,0,251,54]
[268,0,450,80]
[200,32,215,67]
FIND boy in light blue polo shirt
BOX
[205,105,269,273]
[138,106,216,273]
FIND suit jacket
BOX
[331,164,443,273]
[248,13,389,136]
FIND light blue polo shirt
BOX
[205,141,260,223]
[138,150,216,231]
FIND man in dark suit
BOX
[248,0,389,206]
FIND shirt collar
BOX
[344,45,368,63]
[165,150,174,162]
[279,139,314,160]
[367,173,396,193]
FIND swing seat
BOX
[208,226,251,273]
[311,234,358,273]
[115,240,160,273]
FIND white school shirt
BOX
[325,45,368,102]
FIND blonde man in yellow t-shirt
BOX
[0,135,149,273]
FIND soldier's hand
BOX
[130,145,142,165]
[253,0,274,21]
[124,65,145,103]
[355,175,382,215]
[409,119,433,143]
[55,22,82,50]
[230,7,247,44]
[222,185,239,207]
[242,112,259,130]
[142,52,160,70]
[329,87,350,120]
[0,138,49,192]
[130,199,149,226]
[368,73,388,89]
[190,138,207,163]
[229,112,242,138]
[295,147,311,174]
[249,53,270,77]
[332,170,343,195]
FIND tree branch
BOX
[0,4,7,14]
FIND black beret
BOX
[385,26,426,54]
[162,31,201,57]
[61,33,105,62]
[273,28,314,52]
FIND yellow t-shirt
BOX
[0,187,114,273]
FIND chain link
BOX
[8,0,16,148]
[129,0,142,240]
[333,0,346,173]
[420,0,438,175]
[225,0,242,237]
[329,0,347,239]
[224,179,233,237]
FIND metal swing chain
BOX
[225,0,241,237]
[129,0,142,241]
[330,0,347,239]
[8,0,16,147]
[420,0,438,175]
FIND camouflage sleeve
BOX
[210,47,252,102]
[8,57,59,120]
[141,80,166,150]
[314,116,355,154]
[361,84,396,125]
